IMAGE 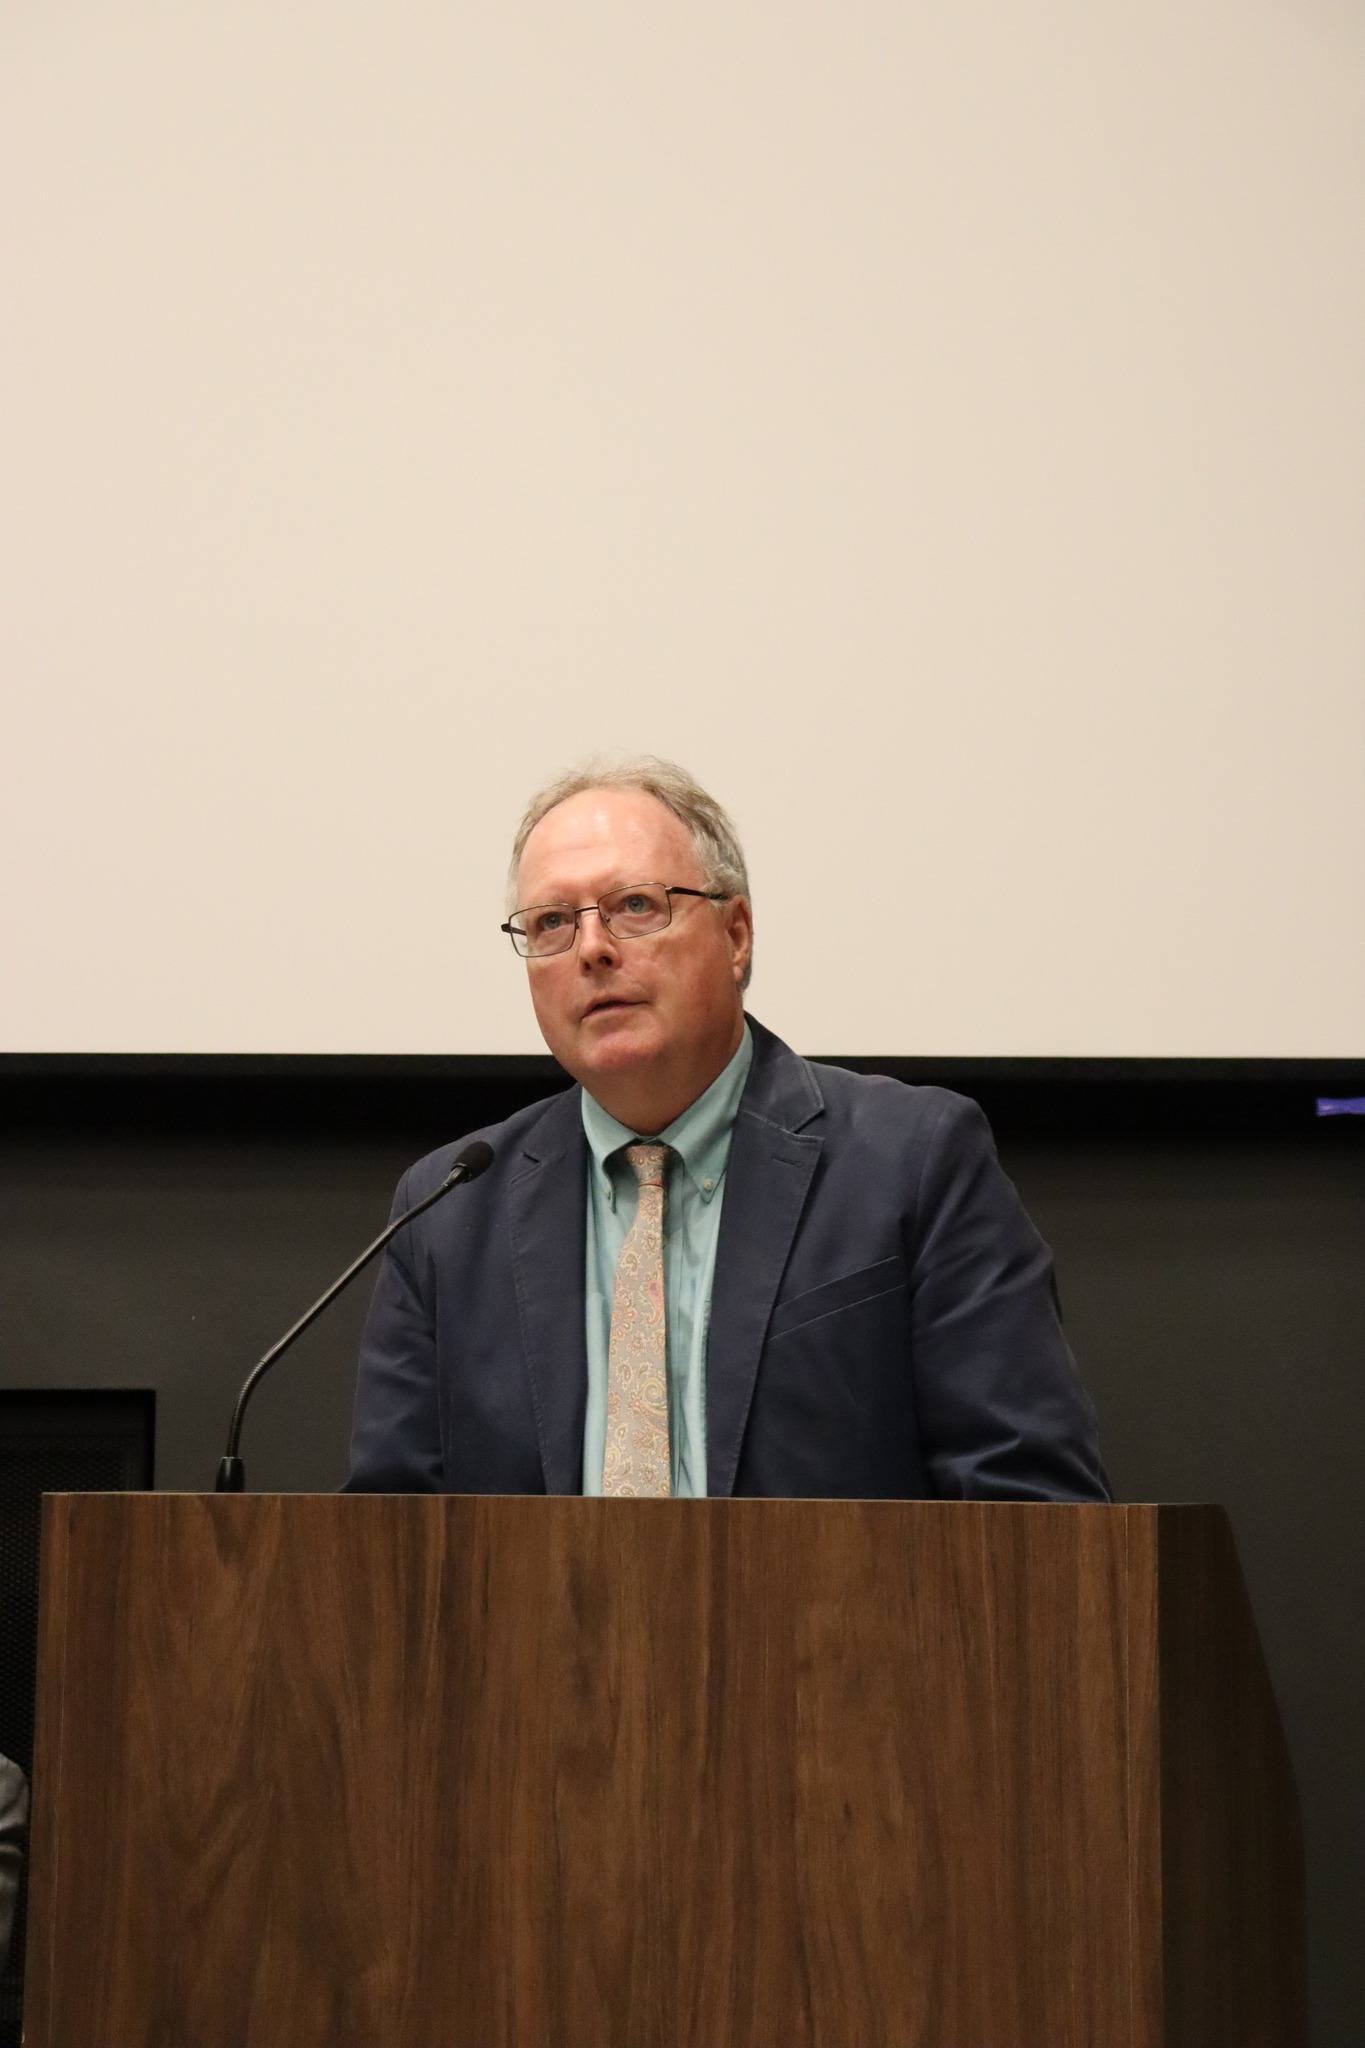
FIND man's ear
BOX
[726,896,753,984]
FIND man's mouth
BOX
[583,996,639,1019]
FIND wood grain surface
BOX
[22,1497,1302,2047]
[1155,1507,1307,2048]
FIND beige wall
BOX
[3,0,1362,1055]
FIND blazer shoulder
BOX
[395,1082,581,1202]
[742,1017,990,1155]
[810,1059,988,1142]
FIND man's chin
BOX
[575,1008,659,1069]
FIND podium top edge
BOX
[35,1492,1219,1511]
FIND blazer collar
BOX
[506,1086,589,1495]
[704,1017,826,1495]
[733,1012,826,1134]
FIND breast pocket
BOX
[767,1254,908,1341]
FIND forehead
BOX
[518,787,700,898]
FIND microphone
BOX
[214,1139,494,1492]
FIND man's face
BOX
[514,787,752,1121]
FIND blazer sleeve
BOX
[345,1171,446,1493]
[906,1093,1111,1503]
[0,1755,28,1977]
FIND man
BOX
[347,756,1108,1501]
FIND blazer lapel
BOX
[706,1024,824,1496]
[506,1088,589,1495]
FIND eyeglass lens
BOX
[512,884,672,957]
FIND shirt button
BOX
[702,1177,715,1191]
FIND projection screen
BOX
[3,0,1362,1057]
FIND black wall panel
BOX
[2,1057,1361,2045]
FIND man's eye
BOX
[621,894,650,914]
[532,909,568,934]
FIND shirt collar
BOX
[581,1023,754,1205]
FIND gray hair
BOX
[508,753,752,985]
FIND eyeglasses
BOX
[501,882,728,959]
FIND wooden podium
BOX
[24,1497,1303,2047]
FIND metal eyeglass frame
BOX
[500,883,728,958]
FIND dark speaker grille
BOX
[0,1391,154,2048]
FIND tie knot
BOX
[624,1143,668,1189]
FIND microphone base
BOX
[215,1456,245,1493]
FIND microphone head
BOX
[448,1138,495,1184]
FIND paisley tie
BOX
[602,1144,671,1498]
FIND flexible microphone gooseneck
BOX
[213,1139,495,1492]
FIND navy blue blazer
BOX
[347,1017,1109,1501]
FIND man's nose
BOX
[577,906,621,967]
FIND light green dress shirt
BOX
[581,1023,754,1497]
